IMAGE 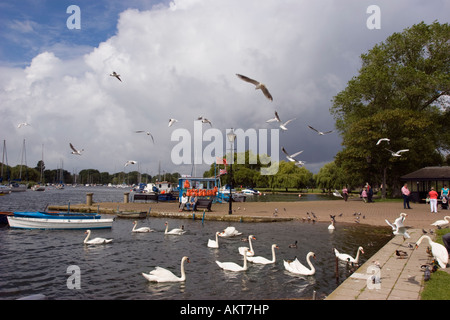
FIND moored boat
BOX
[117,211,147,219]
[0,211,13,224]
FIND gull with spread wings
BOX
[110,71,122,82]
[69,143,83,155]
[236,74,273,101]
[266,111,281,123]
[282,147,303,162]
[385,149,409,157]
[135,131,154,143]
[308,125,334,135]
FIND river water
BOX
[0,186,391,300]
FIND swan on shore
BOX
[284,252,316,275]
[164,221,186,235]
[207,232,220,248]
[415,235,448,269]
[247,244,278,264]
[142,256,190,282]
[385,213,410,239]
[238,235,256,256]
[430,216,450,228]
[83,230,112,245]
[334,246,364,264]
[132,221,153,233]
[216,249,250,272]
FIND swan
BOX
[284,252,316,275]
[385,213,410,239]
[415,235,448,269]
[238,235,256,256]
[334,246,364,264]
[430,216,450,228]
[132,220,153,233]
[247,244,278,264]
[207,232,220,248]
[142,256,190,282]
[164,221,186,235]
[218,226,242,238]
[216,249,250,272]
[83,230,113,245]
[328,220,335,230]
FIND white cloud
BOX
[0,0,448,177]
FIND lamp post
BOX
[227,129,236,215]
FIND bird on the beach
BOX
[168,118,178,127]
[415,235,448,269]
[279,118,296,131]
[135,131,154,143]
[69,143,83,155]
[17,122,31,128]
[376,138,390,145]
[266,111,281,123]
[236,73,273,101]
[395,250,408,259]
[430,216,450,228]
[110,71,122,82]
[307,125,333,135]
[281,147,303,162]
[124,160,137,167]
[385,148,409,157]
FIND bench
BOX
[133,193,158,202]
[194,199,213,212]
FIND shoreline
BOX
[48,199,450,229]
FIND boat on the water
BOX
[0,211,13,224]
[7,211,114,230]
[117,211,147,219]
[0,185,11,195]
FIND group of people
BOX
[179,192,198,212]
[402,183,449,213]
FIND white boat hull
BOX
[7,216,114,230]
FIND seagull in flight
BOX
[376,138,390,145]
[135,131,154,143]
[266,111,281,123]
[110,71,122,82]
[236,74,273,101]
[17,122,31,128]
[282,147,303,162]
[168,119,178,127]
[124,160,137,167]
[308,125,334,135]
[69,143,83,155]
[385,149,409,157]
[280,118,296,131]
[197,116,212,126]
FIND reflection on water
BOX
[0,187,391,300]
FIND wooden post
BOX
[86,193,93,206]
[123,192,129,203]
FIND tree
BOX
[314,161,346,191]
[330,21,449,196]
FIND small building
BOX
[401,166,450,202]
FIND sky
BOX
[0,0,449,179]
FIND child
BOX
[361,188,368,203]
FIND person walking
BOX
[428,187,439,213]
[342,186,348,201]
[401,183,412,209]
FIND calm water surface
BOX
[0,187,391,300]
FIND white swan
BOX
[334,246,364,263]
[83,230,113,245]
[247,244,278,264]
[328,220,335,230]
[132,220,153,233]
[431,216,450,228]
[142,256,190,282]
[164,221,186,235]
[238,235,256,256]
[218,226,242,238]
[207,232,220,248]
[216,249,250,272]
[415,235,448,269]
[284,252,316,275]
[385,213,410,239]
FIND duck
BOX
[289,240,298,248]
[334,246,364,264]
[415,235,448,269]
[83,230,113,245]
[132,220,153,233]
[164,222,186,235]
[395,250,408,259]
[142,256,189,282]
[238,235,256,256]
[247,244,278,265]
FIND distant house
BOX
[401,166,450,202]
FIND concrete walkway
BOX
[326,229,435,300]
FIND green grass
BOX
[420,227,450,300]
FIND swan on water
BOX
[334,246,364,264]
[238,235,256,256]
[216,249,250,272]
[415,235,448,269]
[218,226,242,238]
[142,256,190,282]
[83,230,113,245]
[164,221,186,235]
[328,220,335,230]
[247,244,278,265]
[284,252,316,275]
[430,216,450,228]
[207,232,220,248]
[132,220,153,233]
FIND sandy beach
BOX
[55,198,450,230]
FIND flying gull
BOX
[197,116,212,126]
[135,131,154,143]
[236,74,273,101]
[266,111,281,123]
[69,143,83,155]
[17,122,31,128]
[168,119,179,127]
[124,160,137,167]
[110,71,122,82]
[385,149,409,157]
[281,147,303,162]
[280,118,296,131]
[307,125,334,135]
[376,138,390,145]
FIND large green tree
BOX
[331,21,449,197]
